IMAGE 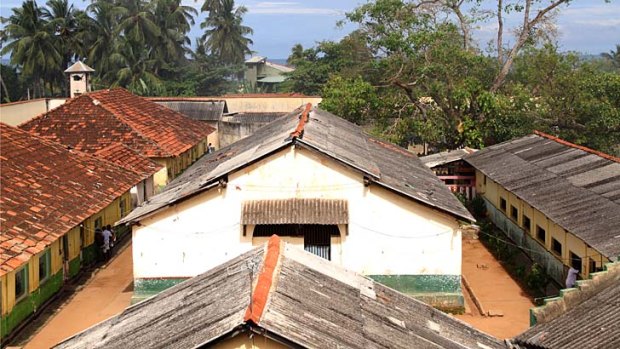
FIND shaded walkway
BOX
[22,243,134,348]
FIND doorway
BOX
[253,224,339,260]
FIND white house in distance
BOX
[120,105,475,311]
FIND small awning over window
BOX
[241,198,348,225]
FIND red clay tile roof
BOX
[20,88,214,158]
[95,143,163,179]
[0,123,143,276]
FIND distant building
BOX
[19,88,215,191]
[244,56,294,92]
[120,105,474,310]
[421,147,478,200]
[465,131,620,286]
[0,123,143,340]
[54,236,503,349]
[149,94,322,148]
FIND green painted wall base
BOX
[369,274,464,313]
[82,244,97,266]
[68,257,81,279]
[1,270,64,339]
[132,278,188,304]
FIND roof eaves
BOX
[534,131,620,163]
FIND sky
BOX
[1,0,619,59]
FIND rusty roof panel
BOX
[465,133,620,260]
[241,199,348,225]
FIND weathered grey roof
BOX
[222,112,287,124]
[421,148,478,168]
[154,100,226,121]
[257,75,287,83]
[55,237,503,349]
[512,280,620,349]
[464,132,620,260]
[64,61,95,73]
[120,106,474,224]
[245,56,266,64]
[241,198,348,225]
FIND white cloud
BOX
[574,18,620,27]
[245,1,343,15]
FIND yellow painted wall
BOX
[152,140,208,189]
[477,171,611,276]
[212,333,290,349]
[1,274,7,315]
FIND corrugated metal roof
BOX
[464,133,620,260]
[55,237,504,349]
[221,112,286,124]
[512,275,620,349]
[155,100,226,121]
[420,147,478,168]
[241,198,348,225]
[120,106,474,224]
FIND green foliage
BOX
[469,195,486,219]
[0,64,22,103]
[320,76,378,124]
[525,263,549,293]
[200,0,252,67]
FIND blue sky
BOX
[1,1,619,59]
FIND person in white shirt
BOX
[101,225,114,260]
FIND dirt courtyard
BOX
[15,243,134,349]
[455,237,535,339]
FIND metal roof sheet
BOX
[55,237,504,349]
[64,61,95,73]
[241,198,348,225]
[155,100,226,121]
[120,106,474,224]
[465,133,620,260]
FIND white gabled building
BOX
[120,105,474,311]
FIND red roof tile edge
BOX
[534,130,620,163]
[244,235,282,324]
[290,103,312,139]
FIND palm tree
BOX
[43,0,86,93]
[0,0,61,97]
[84,0,124,82]
[200,0,253,66]
[152,0,197,68]
[116,0,160,47]
[601,44,620,70]
[106,37,163,96]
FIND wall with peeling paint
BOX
[132,145,462,304]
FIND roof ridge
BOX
[244,235,282,324]
[89,92,174,157]
[289,103,312,139]
[534,130,620,163]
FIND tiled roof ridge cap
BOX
[289,103,312,139]
[534,130,620,163]
[89,91,175,157]
[244,235,282,324]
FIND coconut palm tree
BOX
[1,0,61,97]
[84,0,121,80]
[106,37,163,96]
[200,0,253,66]
[43,0,87,93]
[152,0,197,68]
[601,44,620,70]
[116,0,160,47]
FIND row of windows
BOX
[499,195,589,272]
[14,249,51,303]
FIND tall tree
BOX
[152,0,197,71]
[0,0,61,97]
[601,44,620,70]
[200,0,253,66]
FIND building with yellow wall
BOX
[19,88,214,191]
[0,124,143,340]
[465,131,620,286]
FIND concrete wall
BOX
[132,146,462,306]
[218,120,273,148]
[223,97,322,113]
[475,170,610,285]
[0,98,67,126]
